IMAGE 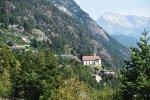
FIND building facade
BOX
[82,56,101,66]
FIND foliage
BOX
[0,46,116,99]
[0,31,26,47]
[57,77,92,100]
[91,84,114,100]
[57,65,115,100]
[117,30,150,99]
[13,50,62,99]
[7,40,15,47]
[72,65,98,88]
[0,46,18,97]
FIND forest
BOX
[0,31,150,100]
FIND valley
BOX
[0,0,149,99]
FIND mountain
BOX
[111,35,138,47]
[97,12,150,39]
[0,0,129,68]
[96,12,150,47]
[49,0,109,40]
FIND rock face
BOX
[31,28,48,41]
[48,0,130,68]
[56,5,72,16]
[49,0,109,41]
[0,0,129,68]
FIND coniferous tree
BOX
[13,50,62,99]
[118,30,150,99]
[0,46,18,97]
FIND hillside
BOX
[0,0,129,68]
[112,35,138,47]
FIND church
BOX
[82,52,101,66]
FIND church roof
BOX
[82,56,101,61]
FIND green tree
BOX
[92,84,113,100]
[72,64,101,89]
[9,16,16,25]
[0,46,18,97]
[57,77,92,100]
[13,50,62,99]
[118,30,150,99]
[7,40,15,47]
[23,21,32,32]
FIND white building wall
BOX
[87,61,89,65]
[95,61,99,65]
[99,60,101,66]
[84,61,86,65]
[83,60,101,66]
[93,61,94,64]
[90,61,92,65]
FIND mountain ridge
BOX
[0,0,129,68]
[49,0,109,41]
[112,35,138,47]
[97,12,150,38]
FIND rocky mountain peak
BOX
[97,12,150,38]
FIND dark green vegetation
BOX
[0,31,26,47]
[0,0,129,68]
[115,30,150,100]
[0,47,115,99]
[0,30,149,99]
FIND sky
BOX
[74,0,150,20]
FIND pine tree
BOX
[13,50,62,99]
[119,30,150,99]
[0,46,18,97]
